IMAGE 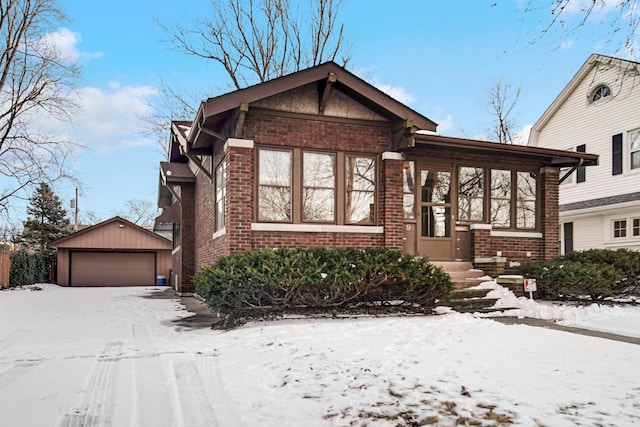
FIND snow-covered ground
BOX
[0,282,639,426]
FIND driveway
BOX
[1,284,639,426]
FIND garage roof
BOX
[49,216,172,250]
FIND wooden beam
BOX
[319,72,337,114]
[391,120,416,150]
[234,103,249,138]
[184,152,213,181]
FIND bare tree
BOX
[145,0,351,152]
[524,0,640,58]
[163,0,350,90]
[486,80,521,144]
[116,199,159,228]
[0,0,80,216]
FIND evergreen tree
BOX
[20,183,71,256]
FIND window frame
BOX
[629,128,640,171]
[214,159,226,232]
[457,166,484,222]
[302,151,336,223]
[345,154,377,225]
[613,219,627,238]
[591,85,611,102]
[488,168,539,231]
[257,148,293,222]
[255,146,377,226]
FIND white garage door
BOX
[70,252,156,287]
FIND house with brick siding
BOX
[156,62,598,295]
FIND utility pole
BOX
[74,188,79,231]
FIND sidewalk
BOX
[490,316,640,345]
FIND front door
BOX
[417,168,454,261]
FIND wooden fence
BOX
[0,248,10,289]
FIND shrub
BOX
[193,247,453,328]
[562,249,640,289]
[518,259,625,301]
[9,249,48,287]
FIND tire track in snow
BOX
[0,359,43,388]
[131,324,176,427]
[61,341,122,427]
[194,352,246,427]
[172,358,219,427]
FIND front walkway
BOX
[491,316,640,345]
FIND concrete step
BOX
[450,287,491,299]
[447,269,486,280]
[453,278,487,289]
[433,261,474,272]
[446,297,499,313]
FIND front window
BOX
[490,169,511,227]
[630,129,640,170]
[303,152,335,222]
[345,156,376,224]
[215,161,226,231]
[634,218,640,237]
[458,166,484,221]
[403,161,415,220]
[613,220,627,238]
[516,172,536,229]
[258,149,292,221]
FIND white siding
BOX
[534,62,640,206]
[533,57,640,251]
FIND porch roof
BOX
[410,133,598,168]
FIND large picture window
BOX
[490,169,511,227]
[258,149,292,221]
[346,155,376,224]
[458,166,484,221]
[303,152,335,222]
[215,161,226,231]
[516,172,536,229]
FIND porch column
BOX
[381,152,404,250]
[540,166,560,260]
[225,138,254,253]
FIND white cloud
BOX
[559,39,574,49]
[374,83,416,105]
[73,84,159,154]
[39,28,104,63]
[33,83,159,155]
[562,0,621,15]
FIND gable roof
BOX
[529,54,640,145]
[48,216,171,249]
[186,61,438,151]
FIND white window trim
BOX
[251,223,383,234]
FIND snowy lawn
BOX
[0,283,639,426]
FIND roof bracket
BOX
[391,119,416,150]
[184,152,213,181]
[559,158,584,184]
[319,72,337,115]
[233,103,249,138]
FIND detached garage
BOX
[49,216,172,287]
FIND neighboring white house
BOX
[529,54,640,253]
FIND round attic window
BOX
[591,85,611,102]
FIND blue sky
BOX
[16,0,636,224]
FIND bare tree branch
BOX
[486,79,521,144]
[0,0,80,216]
